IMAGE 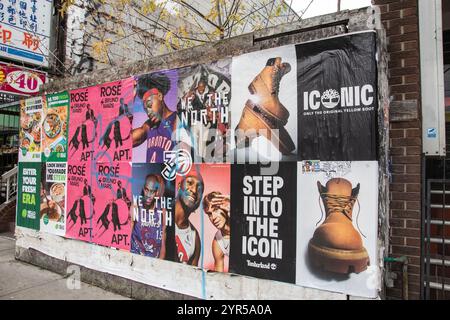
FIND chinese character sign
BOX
[0,0,52,67]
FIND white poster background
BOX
[230,45,298,162]
[296,161,379,298]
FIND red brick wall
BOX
[372,0,422,300]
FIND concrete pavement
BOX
[0,233,130,300]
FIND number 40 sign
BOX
[0,62,47,96]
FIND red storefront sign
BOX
[0,62,47,96]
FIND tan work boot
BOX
[308,178,370,274]
[248,57,291,125]
[235,100,295,155]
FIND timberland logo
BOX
[246,260,276,270]
[303,85,374,111]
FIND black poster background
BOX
[230,163,296,283]
[297,32,378,161]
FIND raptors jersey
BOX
[175,223,197,263]
[146,112,176,163]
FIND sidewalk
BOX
[0,233,130,300]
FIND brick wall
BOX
[372,0,422,300]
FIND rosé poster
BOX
[92,162,132,250]
[96,78,134,163]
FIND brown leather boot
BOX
[235,100,295,155]
[308,178,370,274]
[248,57,291,125]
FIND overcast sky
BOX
[289,0,373,19]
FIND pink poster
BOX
[68,86,99,164]
[92,161,132,250]
[66,161,95,242]
[95,78,135,163]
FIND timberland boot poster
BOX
[96,78,134,163]
[130,163,176,261]
[132,70,179,163]
[92,161,132,250]
[177,61,231,163]
[230,45,298,162]
[230,163,297,283]
[296,161,379,298]
[297,31,378,161]
[40,162,67,236]
[16,162,41,230]
[42,91,69,162]
[19,96,44,162]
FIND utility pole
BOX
[337,0,341,12]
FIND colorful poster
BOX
[92,162,132,250]
[19,96,44,162]
[177,61,231,163]
[96,79,134,163]
[130,163,176,261]
[40,162,67,236]
[230,163,297,283]
[16,162,41,230]
[230,46,298,162]
[132,70,178,163]
[173,164,231,271]
[297,31,378,161]
[65,161,95,242]
[68,87,98,165]
[296,161,379,298]
[42,92,70,162]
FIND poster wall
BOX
[230,163,297,283]
[296,161,379,298]
[16,31,382,298]
[43,92,69,162]
[16,162,41,230]
[39,162,67,236]
[19,96,44,162]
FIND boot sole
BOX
[235,101,295,155]
[308,241,370,274]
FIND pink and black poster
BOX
[92,162,132,250]
[96,78,135,163]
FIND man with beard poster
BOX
[177,61,231,162]
[174,164,231,272]
[130,163,176,261]
[230,163,297,283]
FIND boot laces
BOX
[316,193,366,238]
